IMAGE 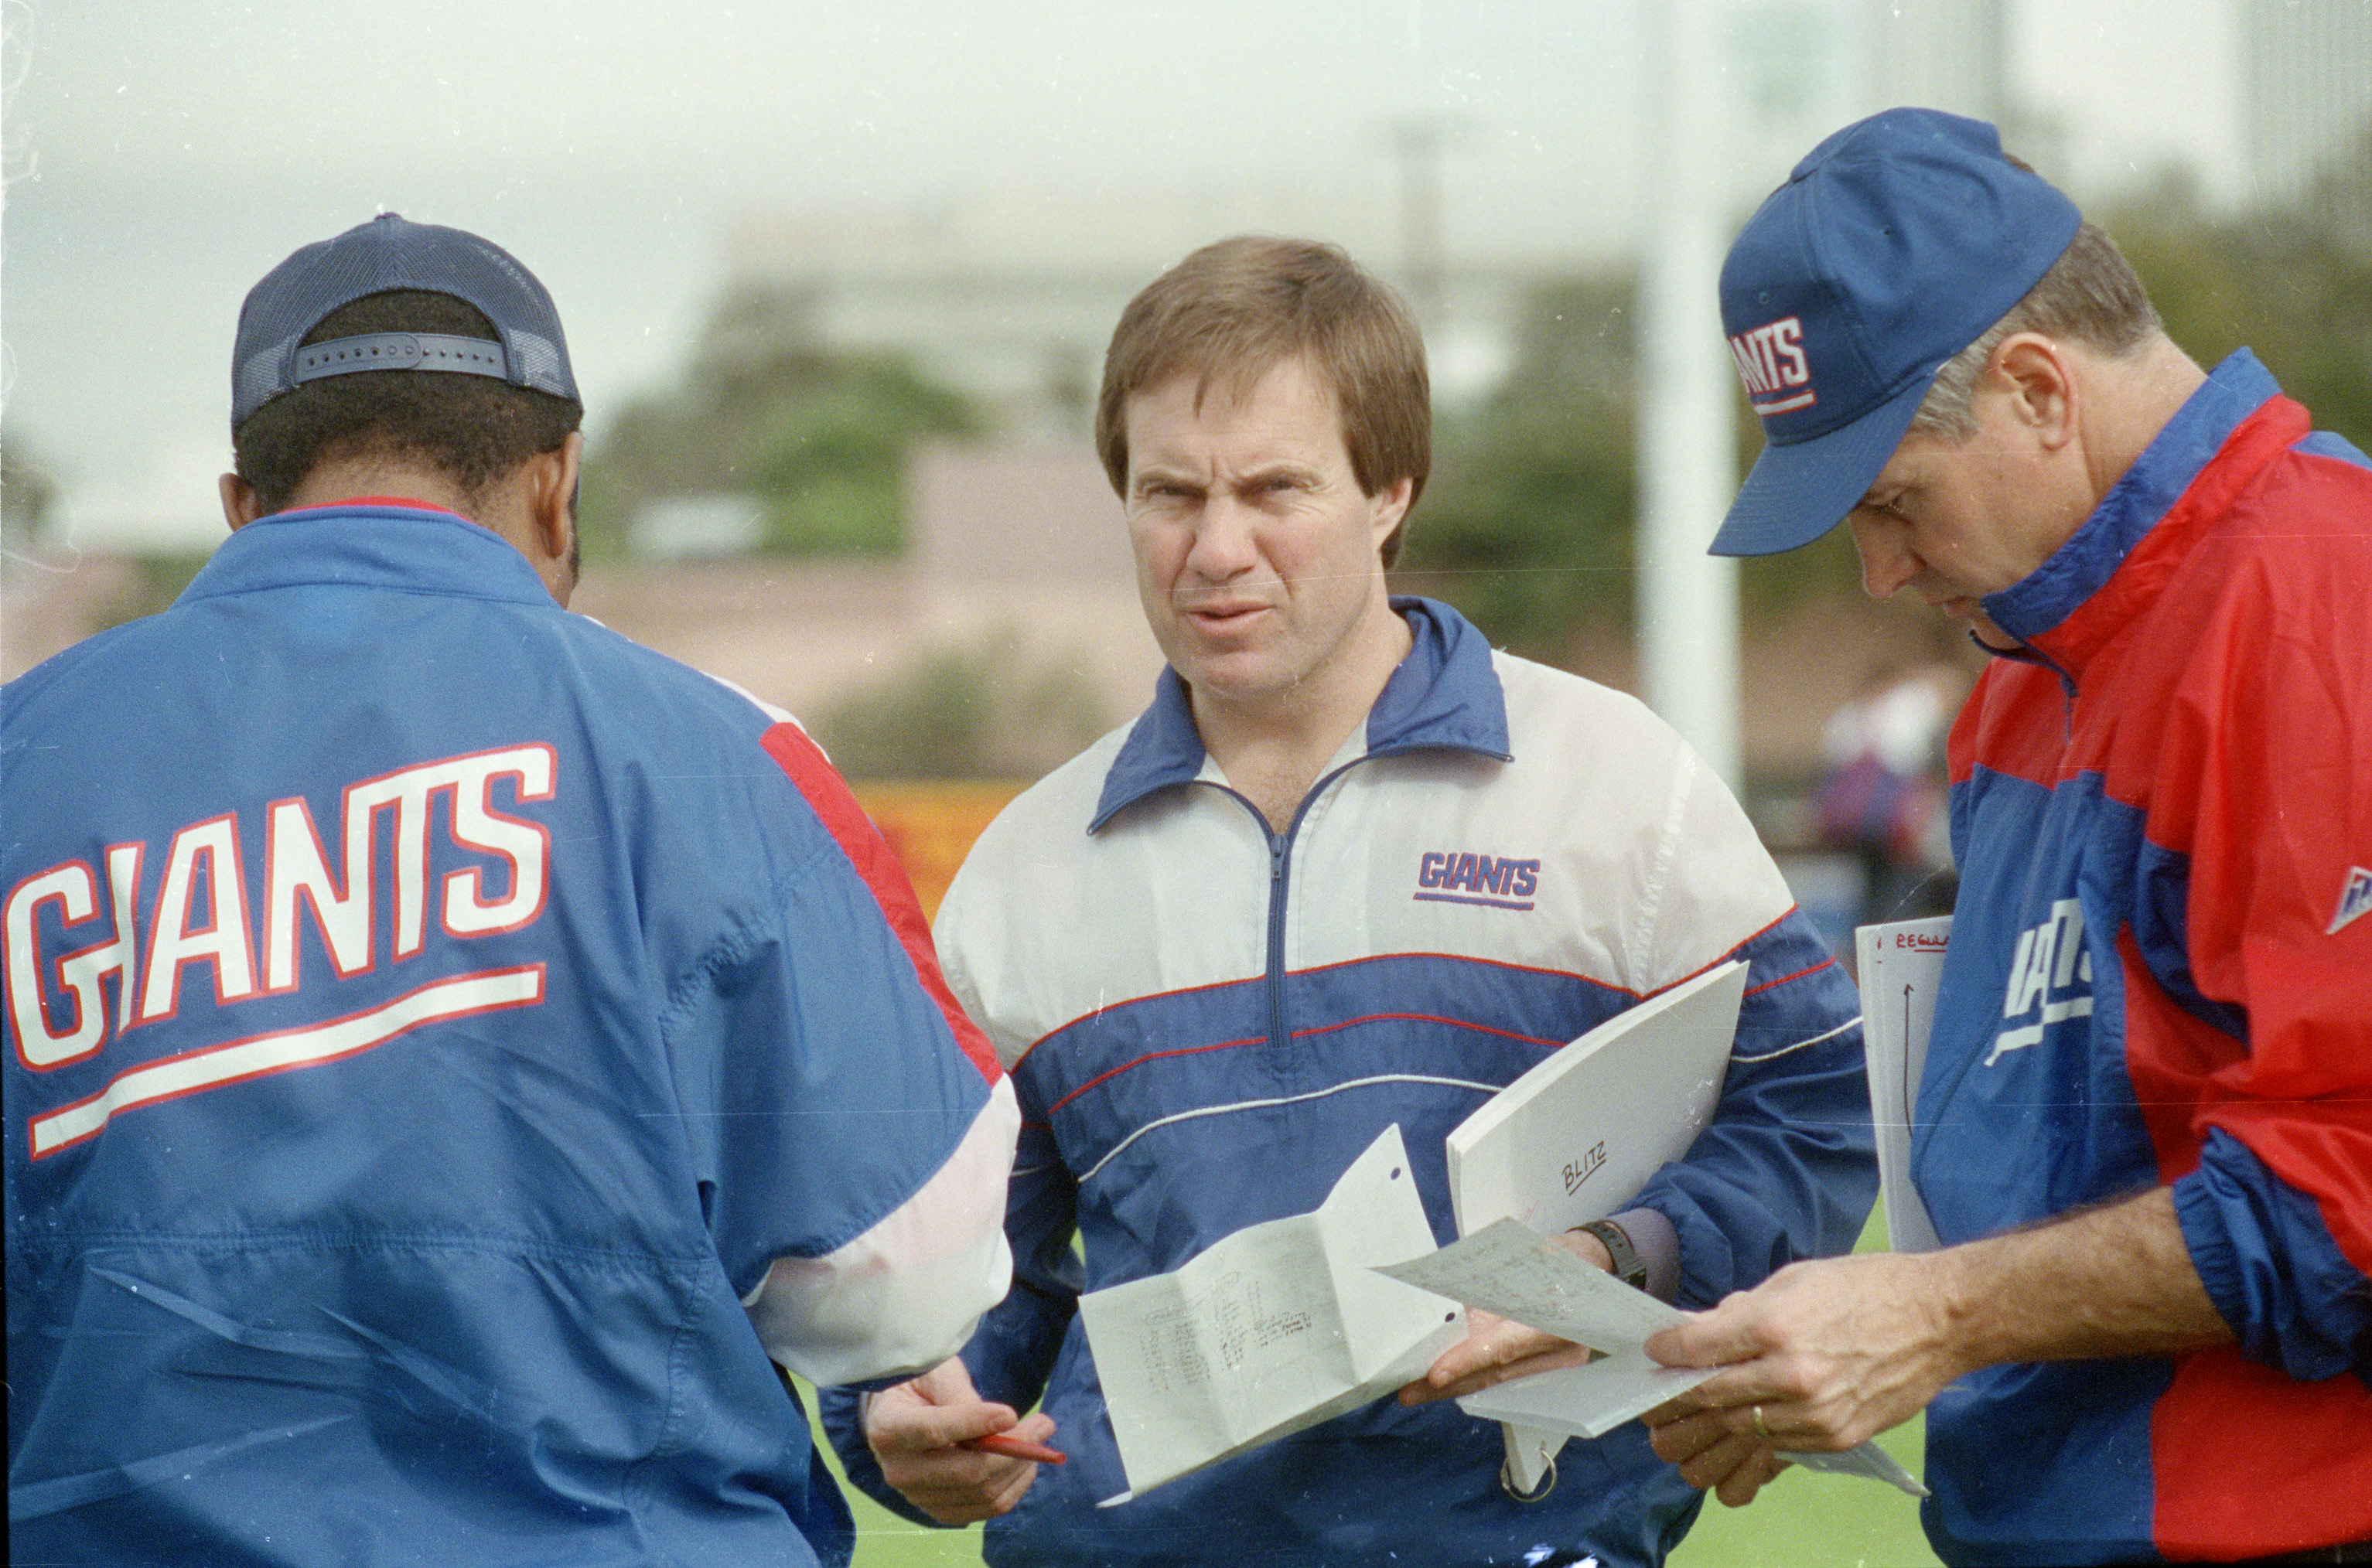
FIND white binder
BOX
[1445,960,1745,1493]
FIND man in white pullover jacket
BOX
[820,235,1875,1568]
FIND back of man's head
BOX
[1096,235,1431,567]
[230,215,582,517]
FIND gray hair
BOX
[1908,221,2163,441]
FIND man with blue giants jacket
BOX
[818,235,1876,1566]
[1641,109,2372,1565]
[3,214,1018,1565]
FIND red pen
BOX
[964,1432,1067,1465]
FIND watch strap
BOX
[1574,1219,1647,1291]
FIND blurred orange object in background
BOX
[852,781,1029,923]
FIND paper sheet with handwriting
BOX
[1455,1352,1712,1440]
[1376,1219,1929,1498]
[1460,1362,1928,1495]
[1377,1217,1674,1351]
[1856,916,1951,1253]
[1078,1123,1465,1502]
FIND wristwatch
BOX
[1572,1219,1647,1292]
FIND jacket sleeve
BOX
[2155,523,2372,1379]
[817,1107,1079,1526]
[958,1110,1086,1406]
[683,721,1015,1388]
[742,1079,1019,1386]
[1624,745,1880,1308]
[1639,913,1878,1307]
[819,840,1082,1524]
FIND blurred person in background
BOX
[1813,659,1959,928]
[2,213,1017,1566]
[1643,107,2372,1566]
[819,234,1875,1568]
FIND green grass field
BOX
[810,1203,1943,1567]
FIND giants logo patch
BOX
[1415,851,1539,912]
[2330,866,2372,936]
[1985,897,2093,1067]
[1729,316,1815,416]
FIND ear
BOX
[220,472,264,532]
[1370,474,1416,548]
[1989,334,2078,451]
[519,431,585,603]
[531,432,584,560]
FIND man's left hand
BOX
[1640,1188,2237,1508]
[1639,1250,1962,1484]
[1397,1227,1613,1405]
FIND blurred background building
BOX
[8,0,2370,930]
[2241,0,2372,220]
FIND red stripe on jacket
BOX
[759,723,1002,1085]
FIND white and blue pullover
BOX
[826,598,1875,1568]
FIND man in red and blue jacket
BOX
[1643,107,2372,1566]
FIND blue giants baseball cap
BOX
[231,213,578,430]
[1708,108,2082,557]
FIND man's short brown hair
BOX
[1095,236,1431,568]
[1910,220,2163,440]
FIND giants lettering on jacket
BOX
[7,744,553,1073]
[1415,851,1540,899]
[1985,896,2094,1067]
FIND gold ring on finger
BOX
[1751,1405,1775,1444]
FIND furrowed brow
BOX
[1236,460,1319,489]
[1131,462,1200,492]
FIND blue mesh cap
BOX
[230,213,578,429]
[1708,108,2081,557]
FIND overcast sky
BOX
[3,0,2242,550]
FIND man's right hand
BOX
[864,1356,1057,1525]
